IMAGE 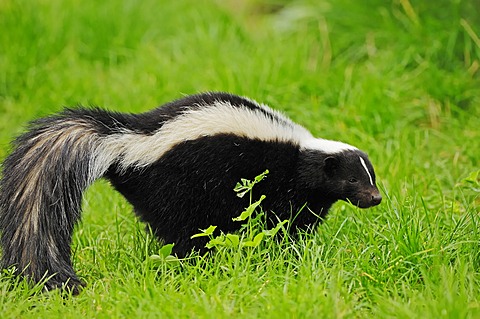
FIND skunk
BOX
[0,92,381,293]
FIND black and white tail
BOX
[0,108,139,293]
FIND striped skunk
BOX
[0,92,381,293]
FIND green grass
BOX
[1,0,480,317]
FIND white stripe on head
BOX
[359,156,374,186]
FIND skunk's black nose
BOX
[371,193,382,206]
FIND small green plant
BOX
[191,170,288,250]
[149,243,178,261]
[233,169,269,200]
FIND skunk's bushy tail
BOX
[0,108,135,293]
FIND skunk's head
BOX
[298,141,382,209]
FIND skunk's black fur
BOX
[0,92,381,293]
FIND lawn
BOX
[0,0,479,318]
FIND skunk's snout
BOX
[350,188,382,209]
[371,192,382,206]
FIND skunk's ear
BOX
[324,156,339,172]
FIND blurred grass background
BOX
[0,0,479,318]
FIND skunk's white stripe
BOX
[359,156,374,186]
[300,138,357,153]
[98,101,358,171]
[99,101,307,170]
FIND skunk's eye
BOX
[348,178,358,184]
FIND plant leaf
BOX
[263,220,289,237]
[242,233,265,247]
[232,195,266,221]
[159,243,175,257]
[225,234,240,247]
[206,235,227,248]
[191,225,217,238]
[164,255,180,264]
[254,169,269,183]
